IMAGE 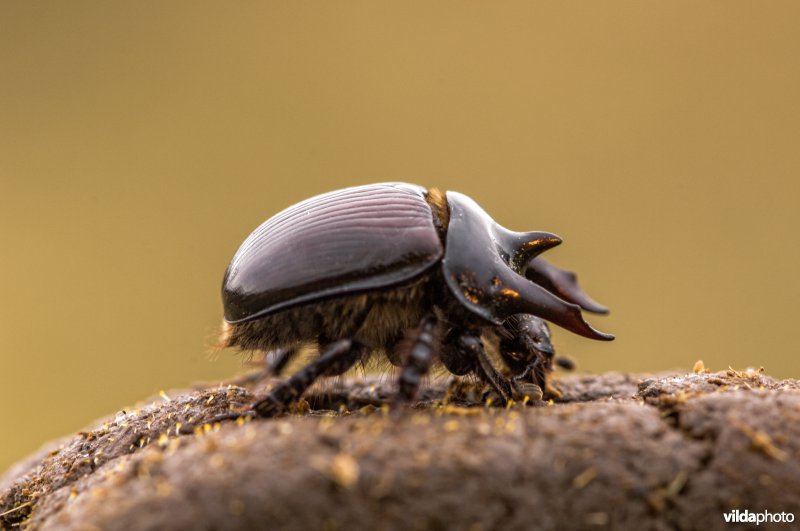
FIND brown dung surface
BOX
[2,369,800,531]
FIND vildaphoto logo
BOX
[723,509,795,525]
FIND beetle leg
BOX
[251,339,365,417]
[508,361,545,402]
[474,345,515,405]
[319,339,367,376]
[267,346,299,376]
[222,346,299,389]
[395,315,439,404]
[441,328,514,405]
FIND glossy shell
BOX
[222,183,444,323]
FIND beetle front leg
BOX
[508,361,546,402]
[440,328,510,404]
[474,345,515,405]
[251,339,365,417]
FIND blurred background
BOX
[2,2,798,472]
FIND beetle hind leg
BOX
[266,346,299,376]
[250,339,366,417]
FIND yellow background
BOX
[2,2,799,472]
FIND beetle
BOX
[218,182,612,416]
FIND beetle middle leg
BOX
[395,314,440,404]
[250,339,366,417]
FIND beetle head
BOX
[509,314,554,357]
[441,191,613,341]
[497,314,556,380]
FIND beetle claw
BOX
[512,381,544,402]
[251,397,289,418]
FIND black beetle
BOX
[219,182,612,416]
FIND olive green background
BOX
[2,2,798,472]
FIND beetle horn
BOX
[526,258,609,314]
[498,270,614,341]
[497,230,562,272]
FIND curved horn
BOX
[441,190,613,341]
[499,270,614,341]
[526,258,609,314]
[496,230,562,272]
